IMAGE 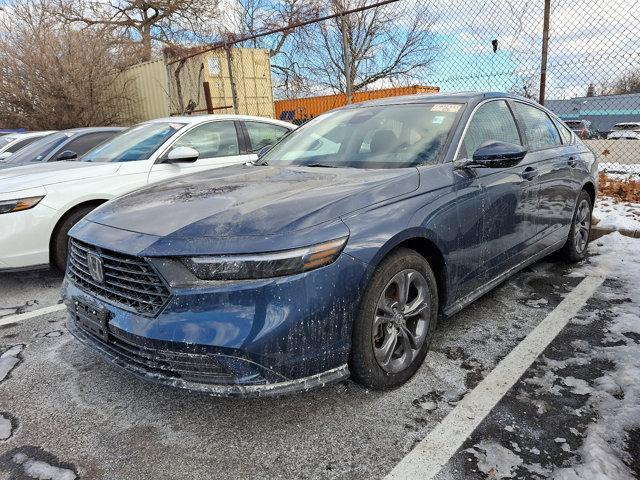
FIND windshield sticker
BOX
[169,123,185,130]
[432,116,445,124]
[431,104,461,112]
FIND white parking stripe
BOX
[0,303,66,327]
[385,274,606,480]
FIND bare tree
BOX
[0,0,138,129]
[601,68,640,96]
[231,0,321,97]
[52,0,223,61]
[296,0,440,95]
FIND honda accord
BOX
[62,92,597,396]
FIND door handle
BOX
[522,166,538,181]
[567,156,578,167]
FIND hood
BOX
[0,161,120,194]
[88,164,419,238]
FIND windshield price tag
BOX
[431,104,461,112]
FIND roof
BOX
[2,130,56,141]
[60,127,125,134]
[341,91,532,108]
[146,114,296,129]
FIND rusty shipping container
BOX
[274,85,440,123]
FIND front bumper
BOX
[0,203,57,271]
[62,250,367,396]
[67,317,349,397]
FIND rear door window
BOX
[244,122,290,152]
[513,102,562,150]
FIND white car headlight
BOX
[0,196,44,215]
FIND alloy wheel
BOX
[573,199,591,254]
[372,269,430,374]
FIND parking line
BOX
[0,303,66,327]
[385,274,606,480]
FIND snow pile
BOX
[0,413,12,440]
[551,233,640,480]
[12,453,76,480]
[593,198,640,232]
[0,344,24,382]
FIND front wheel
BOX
[560,190,592,263]
[349,248,438,390]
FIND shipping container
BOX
[166,48,275,119]
[274,85,440,123]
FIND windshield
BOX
[3,133,66,164]
[83,122,186,162]
[260,103,461,168]
[613,123,640,130]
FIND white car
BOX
[607,122,640,140]
[0,131,57,160]
[0,115,295,271]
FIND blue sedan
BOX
[62,92,597,396]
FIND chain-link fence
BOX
[167,0,640,175]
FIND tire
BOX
[349,248,439,390]
[51,205,97,272]
[559,190,592,263]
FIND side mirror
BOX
[56,150,78,161]
[164,146,199,164]
[257,144,273,158]
[468,141,527,168]
[0,152,12,161]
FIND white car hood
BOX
[0,161,121,194]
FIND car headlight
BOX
[0,196,44,214]
[180,237,348,280]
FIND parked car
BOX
[607,122,640,140]
[564,119,595,139]
[0,131,56,160]
[0,127,124,169]
[0,115,295,271]
[61,92,597,397]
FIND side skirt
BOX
[443,239,566,317]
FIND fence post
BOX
[339,12,354,104]
[203,81,214,114]
[225,46,240,114]
[539,0,551,105]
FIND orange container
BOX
[275,85,439,122]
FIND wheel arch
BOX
[49,199,108,262]
[582,180,596,206]
[361,228,449,312]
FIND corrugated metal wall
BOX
[274,85,440,122]
[109,59,170,125]
[166,48,275,118]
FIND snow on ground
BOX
[12,453,77,480]
[593,198,640,231]
[550,233,640,479]
[0,414,12,440]
[0,344,24,383]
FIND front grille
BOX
[69,318,236,384]
[67,239,170,317]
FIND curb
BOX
[590,225,640,240]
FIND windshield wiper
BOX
[248,159,268,166]
[305,163,338,168]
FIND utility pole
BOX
[339,12,353,104]
[539,0,551,105]
[225,45,239,114]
